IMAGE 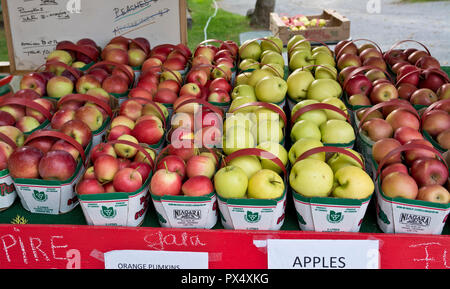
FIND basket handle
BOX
[289,38,333,56]
[0,97,53,121]
[86,61,134,84]
[229,101,287,126]
[39,60,82,80]
[224,147,287,176]
[342,65,393,90]
[291,103,350,126]
[56,42,99,62]
[294,146,365,169]
[0,75,14,87]
[0,132,17,149]
[385,39,431,64]
[24,130,87,165]
[57,93,113,119]
[175,98,224,119]
[108,140,155,170]
[336,38,383,60]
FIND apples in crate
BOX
[49,38,101,69]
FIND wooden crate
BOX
[270,9,350,45]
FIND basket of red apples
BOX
[169,98,224,150]
[7,128,92,215]
[149,143,220,229]
[335,39,387,72]
[102,36,151,71]
[50,38,101,71]
[142,42,192,76]
[290,146,374,232]
[194,39,239,75]
[134,67,185,116]
[374,142,450,234]
[108,97,167,153]
[215,147,287,230]
[51,93,113,147]
[76,139,156,227]
[420,99,450,153]
[357,99,422,175]
[0,90,54,135]
[84,61,136,106]
[0,131,19,211]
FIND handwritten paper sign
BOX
[1,0,187,73]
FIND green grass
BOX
[186,0,255,51]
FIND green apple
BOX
[224,113,255,134]
[247,69,275,87]
[253,106,284,128]
[327,148,363,173]
[114,134,139,158]
[261,63,285,79]
[231,84,256,100]
[229,96,257,113]
[288,138,325,165]
[286,69,315,101]
[332,166,374,199]
[290,120,321,142]
[223,125,256,155]
[239,59,260,71]
[289,40,311,55]
[287,35,306,52]
[321,97,348,121]
[261,51,285,67]
[160,70,182,83]
[252,120,283,144]
[257,141,288,174]
[319,120,355,144]
[228,155,262,179]
[313,51,336,67]
[239,39,262,60]
[289,158,334,197]
[289,49,314,71]
[214,165,248,199]
[291,99,327,126]
[260,36,283,53]
[311,46,333,56]
[248,169,285,199]
[306,79,342,102]
[254,76,287,103]
[314,64,338,80]
[235,72,253,86]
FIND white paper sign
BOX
[104,250,209,269]
[267,239,379,269]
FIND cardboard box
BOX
[270,10,350,45]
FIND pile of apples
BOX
[133,68,184,106]
[287,36,336,76]
[7,125,90,182]
[290,100,355,146]
[335,40,387,72]
[421,100,450,150]
[48,38,101,69]
[373,138,450,204]
[169,101,223,149]
[289,145,374,200]
[142,43,192,72]
[222,104,286,155]
[280,14,328,31]
[102,36,151,68]
[107,99,167,147]
[150,144,219,197]
[51,94,111,133]
[77,141,155,195]
[359,100,422,143]
[233,36,287,105]
[0,89,54,134]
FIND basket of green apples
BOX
[290,146,374,232]
[214,147,288,230]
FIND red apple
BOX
[108,125,133,141]
[150,168,182,196]
[415,55,441,70]
[381,172,418,199]
[410,88,438,106]
[131,119,164,145]
[437,129,450,150]
[119,99,143,121]
[370,83,398,104]
[50,139,80,161]
[417,185,450,204]
[88,68,109,84]
[186,69,209,87]
[60,119,92,148]
[404,139,436,164]
[20,73,47,96]
[397,83,417,100]
[156,155,186,178]
[437,83,450,99]
[94,154,119,183]
[26,136,56,154]
[76,74,101,94]
[8,146,43,179]
[385,109,420,131]
[90,143,117,163]
[410,157,449,187]
[381,162,409,180]
[182,175,214,196]
[337,53,362,70]
[77,178,105,195]
[103,48,129,65]
[38,150,77,181]
[180,83,202,98]
[0,111,16,126]
[158,79,181,94]
[167,142,195,161]
[207,89,231,103]
[186,155,215,179]
[113,167,143,192]
[51,109,76,129]
[128,87,153,101]
[393,126,424,144]
[372,138,402,165]
[397,64,421,86]
[361,118,394,141]
[422,109,450,137]
[345,74,372,96]
[128,161,152,182]
[102,75,129,94]
[209,77,232,93]
[348,94,371,106]
[419,69,449,92]
[153,88,178,104]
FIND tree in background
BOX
[248,0,275,28]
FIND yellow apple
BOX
[248,169,285,199]
[290,159,334,197]
[332,166,374,199]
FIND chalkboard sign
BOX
[1,0,188,74]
